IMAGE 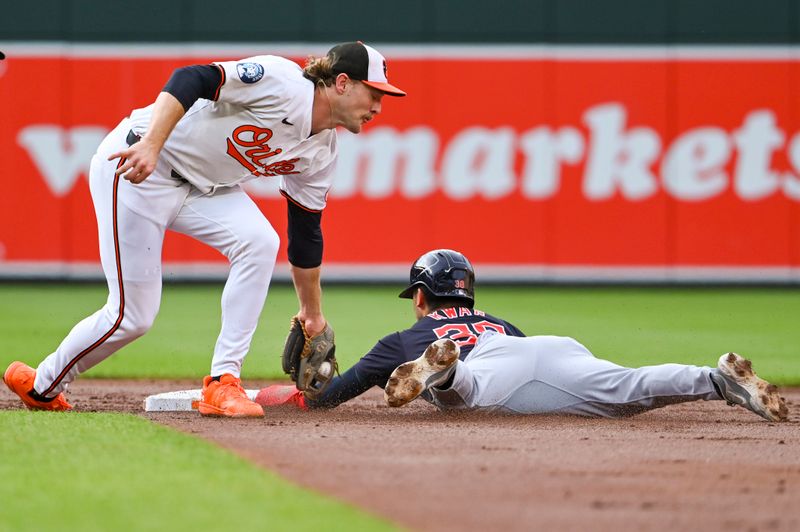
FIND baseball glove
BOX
[281,317,338,400]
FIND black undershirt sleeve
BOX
[286,198,323,268]
[305,363,380,408]
[162,64,223,111]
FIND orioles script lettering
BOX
[225,124,300,177]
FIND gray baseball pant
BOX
[429,332,721,417]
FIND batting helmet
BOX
[398,249,475,304]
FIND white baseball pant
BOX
[33,119,279,397]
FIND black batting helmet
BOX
[398,249,475,304]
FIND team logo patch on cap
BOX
[236,62,264,84]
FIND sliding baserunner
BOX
[262,249,788,422]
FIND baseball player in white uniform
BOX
[257,249,789,423]
[4,42,406,417]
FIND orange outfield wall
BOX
[0,48,798,276]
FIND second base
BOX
[143,389,259,412]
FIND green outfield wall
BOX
[1,0,797,44]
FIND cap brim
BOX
[362,80,406,97]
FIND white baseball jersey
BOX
[128,55,337,211]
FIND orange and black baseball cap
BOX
[327,41,406,97]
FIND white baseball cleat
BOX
[384,339,460,408]
[710,352,788,422]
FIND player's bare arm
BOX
[6,43,405,419]
[291,265,326,336]
[108,92,185,183]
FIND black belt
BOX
[126,129,141,146]
[125,129,185,181]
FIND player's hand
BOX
[296,311,326,337]
[108,137,160,184]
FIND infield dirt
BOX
[3,379,798,531]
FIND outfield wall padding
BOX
[0,44,798,282]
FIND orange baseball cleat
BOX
[3,361,73,411]
[197,374,264,417]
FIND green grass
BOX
[0,283,798,383]
[0,411,394,532]
[1,283,798,532]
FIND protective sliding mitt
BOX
[281,317,338,401]
[255,384,308,410]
